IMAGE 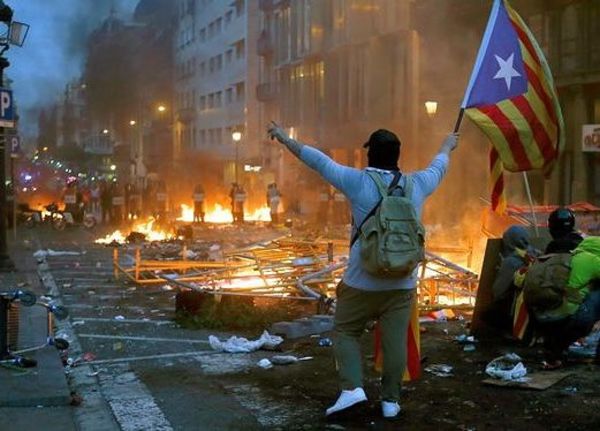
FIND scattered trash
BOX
[96,262,102,268]
[88,290,96,295]
[485,353,528,381]
[114,315,125,321]
[112,342,123,351]
[86,370,101,377]
[271,355,313,365]
[425,364,454,377]
[208,330,284,353]
[63,283,72,289]
[161,284,174,291]
[258,355,313,367]
[561,386,578,395]
[257,358,273,369]
[72,320,85,326]
[33,249,81,258]
[455,334,477,344]
[442,329,449,335]
[463,345,476,352]
[318,338,333,347]
[428,309,456,322]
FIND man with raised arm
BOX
[267,122,458,420]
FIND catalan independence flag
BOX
[462,0,564,213]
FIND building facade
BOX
[257,0,421,214]
[173,0,260,187]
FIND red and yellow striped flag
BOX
[373,298,420,381]
[461,0,564,213]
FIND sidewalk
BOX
[0,232,77,431]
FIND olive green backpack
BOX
[351,171,425,278]
[523,253,575,311]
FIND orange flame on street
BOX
[176,203,272,223]
[95,217,173,244]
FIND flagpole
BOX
[522,172,539,236]
[453,108,465,133]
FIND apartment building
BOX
[257,0,419,213]
[173,0,260,185]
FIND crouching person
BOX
[523,236,600,368]
[483,226,537,335]
[268,121,458,420]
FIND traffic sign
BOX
[10,135,19,158]
[0,88,14,128]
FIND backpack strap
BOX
[350,171,401,247]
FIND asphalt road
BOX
[33,226,314,431]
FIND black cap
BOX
[363,129,401,149]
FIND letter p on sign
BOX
[1,91,10,117]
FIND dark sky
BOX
[8,0,138,137]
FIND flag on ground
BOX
[461,0,564,213]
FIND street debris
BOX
[318,337,333,347]
[257,355,313,368]
[33,249,81,258]
[208,330,283,353]
[485,353,528,381]
[257,358,274,369]
[425,364,454,377]
[114,315,125,321]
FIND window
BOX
[208,22,215,37]
[235,81,245,102]
[216,18,222,33]
[199,61,205,76]
[225,10,233,25]
[200,130,206,147]
[199,28,206,42]
[226,49,233,64]
[208,93,215,108]
[216,54,223,71]
[235,0,244,17]
[235,39,245,60]
[209,57,215,73]
[199,95,206,110]
[215,91,222,107]
[226,88,233,103]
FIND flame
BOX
[176,203,272,224]
[95,217,173,244]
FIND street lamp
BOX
[129,120,137,126]
[0,1,29,272]
[232,130,242,184]
[157,104,166,113]
[425,101,438,118]
[102,129,109,135]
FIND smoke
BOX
[8,0,138,137]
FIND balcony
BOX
[256,82,279,102]
[176,107,195,123]
[257,30,274,57]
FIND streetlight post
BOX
[232,130,242,185]
[0,4,29,272]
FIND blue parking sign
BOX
[0,88,14,128]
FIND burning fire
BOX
[95,217,173,244]
[177,204,272,223]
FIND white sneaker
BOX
[382,400,401,418]
[325,388,367,416]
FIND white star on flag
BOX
[493,53,521,91]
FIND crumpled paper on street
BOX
[485,353,528,381]
[209,330,283,353]
[34,249,81,258]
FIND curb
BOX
[38,260,120,431]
